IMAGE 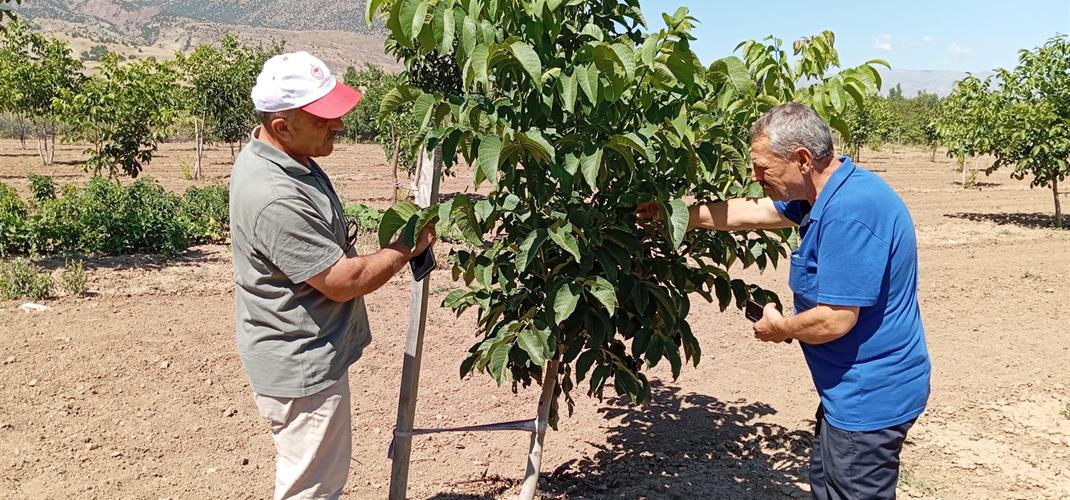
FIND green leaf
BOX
[412,92,437,129]
[488,341,511,385]
[559,72,577,114]
[365,0,387,27]
[579,148,603,189]
[509,41,543,88]
[516,229,549,273]
[517,328,550,366]
[577,64,599,103]
[477,134,502,189]
[552,282,581,325]
[518,129,555,163]
[574,349,598,382]
[470,43,490,87]
[587,277,617,316]
[461,16,478,56]
[379,85,418,115]
[665,199,689,250]
[610,43,636,82]
[399,0,429,44]
[549,224,581,262]
[434,1,456,53]
[449,195,484,245]
[378,200,420,247]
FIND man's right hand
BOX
[410,225,437,257]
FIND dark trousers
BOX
[810,406,916,500]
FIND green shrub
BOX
[27,175,56,203]
[0,183,30,257]
[178,183,229,243]
[60,259,87,296]
[35,177,188,256]
[0,259,53,301]
[344,203,384,233]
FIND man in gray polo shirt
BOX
[230,51,435,499]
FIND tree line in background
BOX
[935,35,1069,226]
[0,15,421,179]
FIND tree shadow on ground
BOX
[944,212,1068,230]
[32,246,221,272]
[424,479,517,499]
[540,381,813,499]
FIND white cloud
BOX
[948,43,971,57]
[920,35,936,44]
[873,34,893,52]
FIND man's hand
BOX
[411,225,437,257]
[754,303,793,343]
[635,201,660,222]
[389,224,437,259]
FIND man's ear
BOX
[268,117,292,141]
[795,147,814,174]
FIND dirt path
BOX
[0,143,1067,499]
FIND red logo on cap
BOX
[311,65,325,80]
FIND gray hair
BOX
[256,109,296,126]
[749,103,834,161]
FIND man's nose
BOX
[329,118,345,131]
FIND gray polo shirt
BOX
[229,127,371,398]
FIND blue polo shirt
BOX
[774,157,930,432]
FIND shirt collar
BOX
[809,156,856,221]
[248,126,312,176]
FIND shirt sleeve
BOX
[773,200,810,225]
[253,197,343,283]
[815,218,891,307]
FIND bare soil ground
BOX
[0,140,1068,499]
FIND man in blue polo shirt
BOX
[639,102,930,499]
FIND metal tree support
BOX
[388,146,441,500]
[517,355,560,500]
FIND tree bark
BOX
[194,118,203,181]
[391,132,402,205]
[517,355,561,500]
[1054,177,1063,229]
[48,126,56,166]
[17,115,26,149]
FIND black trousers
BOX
[810,405,916,500]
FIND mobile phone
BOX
[409,248,436,282]
[745,298,765,322]
[745,298,793,344]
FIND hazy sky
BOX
[638,0,1069,72]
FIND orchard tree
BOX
[370,0,885,491]
[0,20,83,164]
[843,95,894,160]
[986,36,1070,227]
[53,54,182,178]
[178,35,281,177]
[935,74,997,189]
[341,63,420,201]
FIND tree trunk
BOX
[17,116,26,149]
[194,118,203,181]
[391,132,402,205]
[36,125,47,166]
[48,126,56,166]
[930,146,936,163]
[230,143,236,162]
[1054,178,1063,229]
[517,355,561,500]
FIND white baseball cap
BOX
[251,51,363,119]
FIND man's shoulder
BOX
[230,153,290,222]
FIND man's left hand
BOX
[754,303,792,343]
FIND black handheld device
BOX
[409,248,436,281]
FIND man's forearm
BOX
[772,305,858,345]
[317,244,411,302]
[689,198,795,231]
